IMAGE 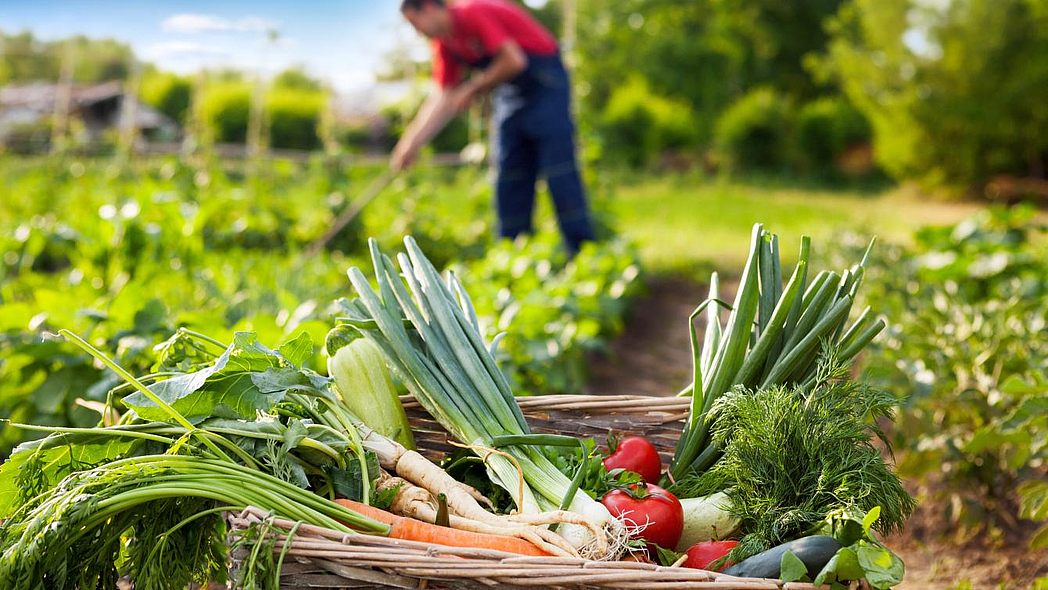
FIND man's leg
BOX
[535,124,596,254]
[492,117,539,240]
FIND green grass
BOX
[610,174,986,275]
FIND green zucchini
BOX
[724,535,841,579]
[327,328,416,450]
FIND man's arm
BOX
[451,42,527,112]
[391,89,457,171]
[391,42,527,171]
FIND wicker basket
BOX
[228,394,819,590]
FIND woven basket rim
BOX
[399,393,692,411]
[230,508,818,590]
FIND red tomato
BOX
[602,436,662,483]
[601,483,683,550]
[684,540,738,571]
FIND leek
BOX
[339,237,619,555]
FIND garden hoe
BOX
[305,167,397,256]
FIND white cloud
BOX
[162,14,227,33]
[161,13,278,34]
[235,16,279,33]
[144,41,228,60]
[329,69,377,93]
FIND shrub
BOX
[272,67,322,92]
[383,96,470,153]
[267,88,325,151]
[1,118,53,155]
[715,87,793,170]
[337,122,372,153]
[200,82,251,144]
[600,76,697,168]
[823,0,1048,191]
[139,72,191,124]
[845,206,1048,535]
[795,97,871,173]
[432,115,470,153]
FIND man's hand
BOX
[391,140,419,172]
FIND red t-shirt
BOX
[432,0,558,89]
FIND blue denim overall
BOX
[467,51,595,253]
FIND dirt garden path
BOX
[584,278,1048,590]
[583,277,731,397]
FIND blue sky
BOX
[0,0,431,92]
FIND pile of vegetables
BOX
[0,225,914,589]
[670,223,883,481]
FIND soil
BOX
[583,276,736,397]
[887,479,1048,589]
[584,278,1048,590]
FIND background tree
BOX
[0,31,132,83]
[820,0,1048,190]
[139,70,192,124]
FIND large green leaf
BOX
[278,332,314,369]
[855,540,905,589]
[123,332,296,421]
[814,547,863,587]
[1019,480,1048,550]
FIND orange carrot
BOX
[387,515,551,556]
[334,498,550,556]
[336,498,397,525]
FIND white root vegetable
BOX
[362,424,615,553]
[676,492,740,551]
[556,498,622,559]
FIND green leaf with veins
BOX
[374,482,402,511]
[855,541,904,588]
[326,451,381,502]
[814,546,863,587]
[124,332,296,421]
[814,508,906,589]
[279,332,314,369]
[0,434,144,516]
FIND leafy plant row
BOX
[843,205,1047,545]
[0,156,643,456]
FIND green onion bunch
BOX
[669,224,884,482]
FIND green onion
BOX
[665,224,884,484]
